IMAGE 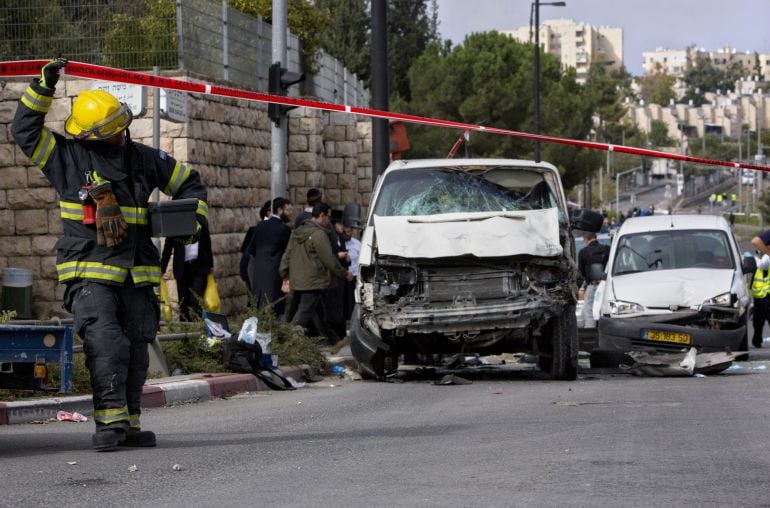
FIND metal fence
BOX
[1,0,178,70]
[1,0,369,105]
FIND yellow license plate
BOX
[645,330,692,345]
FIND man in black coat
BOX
[246,197,293,316]
[294,188,322,229]
[239,199,271,287]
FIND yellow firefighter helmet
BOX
[65,90,133,140]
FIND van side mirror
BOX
[742,256,757,274]
[571,209,604,233]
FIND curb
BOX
[0,358,355,426]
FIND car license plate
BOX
[644,330,692,345]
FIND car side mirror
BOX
[588,262,606,281]
[742,256,757,274]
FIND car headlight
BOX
[703,292,733,306]
[609,299,645,316]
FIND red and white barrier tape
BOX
[3,59,768,172]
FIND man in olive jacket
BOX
[280,203,351,343]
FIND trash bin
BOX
[2,268,33,318]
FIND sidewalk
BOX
[0,353,357,426]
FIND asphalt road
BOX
[2,355,770,507]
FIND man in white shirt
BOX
[341,224,362,321]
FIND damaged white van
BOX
[350,159,581,380]
[593,214,755,368]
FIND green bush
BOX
[160,297,329,376]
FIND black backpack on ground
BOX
[221,338,295,390]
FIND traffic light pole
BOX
[371,0,389,186]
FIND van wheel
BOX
[539,305,578,380]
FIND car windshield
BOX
[372,167,559,217]
[612,229,734,275]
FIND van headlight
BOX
[609,299,645,316]
[703,292,733,306]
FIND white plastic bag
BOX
[238,317,259,344]
[592,280,605,322]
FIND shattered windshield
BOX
[612,229,734,275]
[372,167,558,217]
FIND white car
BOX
[593,214,755,368]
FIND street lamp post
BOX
[615,166,642,218]
[531,0,566,162]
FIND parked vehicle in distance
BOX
[742,170,756,186]
[593,214,755,369]
[351,159,580,380]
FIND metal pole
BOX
[222,0,230,82]
[758,91,764,230]
[176,0,184,70]
[270,0,288,200]
[152,67,161,252]
[371,0,389,186]
[533,0,541,162]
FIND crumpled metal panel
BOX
[373,207,562,259]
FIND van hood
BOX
[611,269,735,308]
[373,207,562,259]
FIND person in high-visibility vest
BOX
[716,194,723,207]
[709,193,716,208]
[731,193,737,207]
[751,256,770,348]
[750,231,770,348]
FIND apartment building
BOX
[626,84,768,152]
[503,18,623,83]
[642,45,770,81]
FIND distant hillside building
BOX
[642,45,770,81]
[503,18,624,83]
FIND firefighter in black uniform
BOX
[12,59,209,451]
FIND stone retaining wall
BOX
[0,74,373,319]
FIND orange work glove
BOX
[88,182,128,247]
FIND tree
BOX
[103,0,177,69]
[585,63,633,143]
[388,0,439,101]
[637,63,676,106]
[682,55,744,106]
[648,120,673,147]
[229,0,330,74]
[399,32,595,190]
[315,0,370,82]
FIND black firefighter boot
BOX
[92,428,127,451]
[119,428,157,447]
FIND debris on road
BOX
[128,465,138,473]
[625,348,737,377]
[435,374,472,385]
[56,410,88,422]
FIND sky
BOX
[434,0,770,76]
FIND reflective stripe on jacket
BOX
[752,268,770,299]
